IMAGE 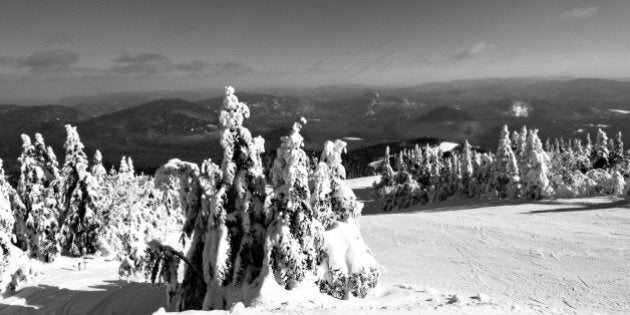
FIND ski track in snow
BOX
[1,175,629,314]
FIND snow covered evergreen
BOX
[593,128,610,168]
[522,130,553,199]
[91,150,107,182]
[493,126,521,199]
[145,86,379,311]
[0,159,18,280]
[314,139,380,299]
[15,134,61,262]
[59,125,101,256]
[267,118,323,290]
[372,124,630,210]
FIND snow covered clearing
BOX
[342,137,363,141]
[1,175,629,314]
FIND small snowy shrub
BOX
[314,139,380,299]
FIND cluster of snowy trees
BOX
[145,87,380,311]
[0,125,179,291]
[375,125,630,211]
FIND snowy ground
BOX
[2,176,629,314]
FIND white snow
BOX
[511,100,531,117]
[437,141,459,153]
[1,177,628,314]
[586,124,610,128]
[342,137,363,141]
[609,109,630,114]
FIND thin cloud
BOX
[18,49,80,73]
[303,60,325,74]
[175,60,253,77]
[42,32,76,46]
[560,7,599,19]
[0,56,18,66]
[109,63,173,74]
[173,23,200,35]
[113,52,170,64]
[110,52,174,74]
[447,42,494,62]
[175,60,212,72]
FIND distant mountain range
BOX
[2,77,630,179]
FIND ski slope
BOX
[1,175,629,314]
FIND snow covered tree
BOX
[585,133,593,158]
[59,125,101,256]
[15,134,61,262]
[199,86,271,309]
[416,144,433,187]
[0,160,14,232]
[147,87,379,310]
[376,146,394,187]
[319,140,363,221]
[267,118,323,290]
[493,125,520,199]
[119,156,129,174]
[314,139,380,299]
[14,135,36,250]
[611,169,625,196]
[517,126,529,168]
[0,159,20,279]
[593,128,609,168]
[127,157,135,176]
[152,158,221,310]
[610,132,624,168]
[460,140,474,197]
[544,138,551,153]
[33,133,61,183]
[522,130,553,199]
[96,167,179,260]
[91,150,107,182]
[117,156,135,182]
[373,146,423,212]
[395,153,406,173]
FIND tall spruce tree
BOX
[610,132,624,168]
[523,129,553,199]
[15,134,61,261]
[59,125,101,256]
[493,125,521,198]
[200,86,270,309]
[267,118,323,289]
[91,150,107,181]
[593,128,610,168]
[0,159,18,280]
[461,140,474,196]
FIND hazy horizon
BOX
[2,0,630,101]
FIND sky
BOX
[1,0,630,101]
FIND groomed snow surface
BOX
[2,175,629,314]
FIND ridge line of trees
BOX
[374,125,629,211]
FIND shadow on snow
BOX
[0,280,168,315]
[353,184,629,216]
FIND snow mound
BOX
[317,219,381,299]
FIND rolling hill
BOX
[3,77,630,181]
